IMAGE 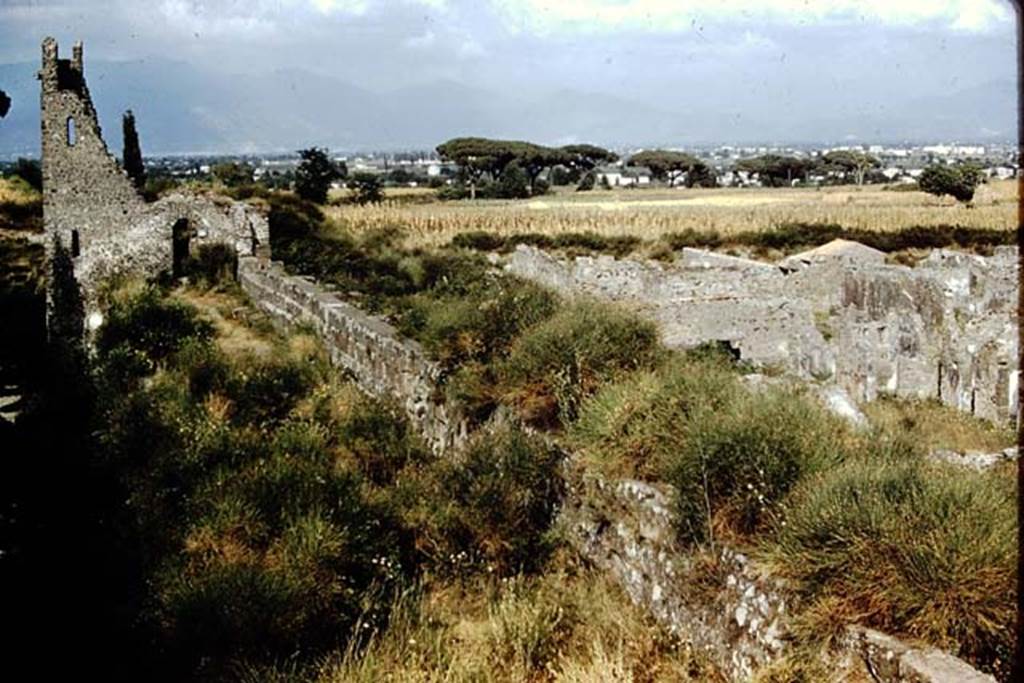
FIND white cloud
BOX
[312,0,448,14]
[310,0,371,14]
[156,1,284,38]
[458,37,486,58]
[404,29,437,48]
[490,0,1014,34]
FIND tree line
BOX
[433,139,889,195]
[434,138,987,203]
[435,138,619,198]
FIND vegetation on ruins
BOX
[567,346,1015,677]
[260,198,1019,674]
[3,173,1017,679]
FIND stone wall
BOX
[39,37,143,255]
[560,464,788,680]
[237,256,467,454]
[506,244,1019,424]
[562,459,998,683]
[39,37,269,323]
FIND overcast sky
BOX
[0,1,1018,149]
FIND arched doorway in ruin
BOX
[171,218,192,278]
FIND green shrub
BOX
[408,425,564,575]
[95,344,154,396]
[493,161,531,199]
[771,458,1016,677]
[97,286,214,364]
[661,228,723,251]
[267,193,324,249]
[186,243,237,287]
[666,389,848,545]
[501,300,660,426]
[227,358,317,426]
[338,397,428,486]
[450,230,641,258]
[348,172,384,205]
[157,560,310,665]
[450,230,507,252]
[399,274,558,374]
[488,576,578,675]
[173,339,232,399]
[570,356,741,478]
[155,422,404,670]
[737,223,843,251]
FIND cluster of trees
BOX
[434,141,897,198]
[627,150,716,188]
[436,137,617,198]
[207,148,383,205]
[735,150,883,187]
[918,162,984,203]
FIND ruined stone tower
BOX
[39,37,145,258]
[38,37,269,326]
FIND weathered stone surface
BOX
[506,244,1018,424]
[816,383,869,429]
[844,626,997,683]
[559,462,789,681]
[927,446,1018,471]
[678,247,777,271]
[741,374,869,429]
[779,238,886,272]
[237,257,468,454]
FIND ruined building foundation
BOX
[506,243,1019,425]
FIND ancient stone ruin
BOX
[507,242,1019,425]
[38,37,268,327]
[39,37,1006,683]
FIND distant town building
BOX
[595,165,652,187]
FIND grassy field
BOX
[325,180,1018,250]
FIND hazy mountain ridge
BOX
[0,59,1015,155]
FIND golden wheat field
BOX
[326,179,1018,248]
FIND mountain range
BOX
[0,58,1015,156]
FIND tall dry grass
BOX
[309,566,723,683]
[324,181,1017,249]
